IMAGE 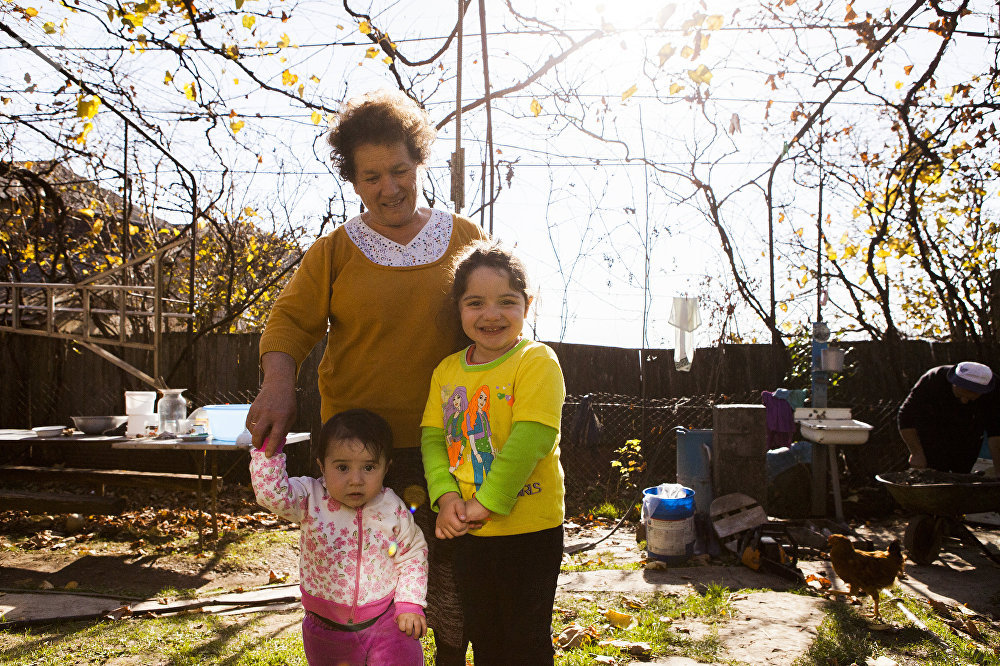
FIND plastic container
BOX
[125,391,157,415]
[675,427,713,517]
[642,484,695,563]
[199,404,252,441]
[157,389,187,436]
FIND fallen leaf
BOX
[39,580,55,590]
[605,609,635,628]
[64,581,78,590]
[269,569,289,584]
[554,622,597,649]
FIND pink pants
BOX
[301,606,424,665]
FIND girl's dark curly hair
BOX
[326,89,436,183]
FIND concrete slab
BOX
[558,564,802,594]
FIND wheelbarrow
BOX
[876,470,1000,565]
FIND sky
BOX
[2,0,997,350]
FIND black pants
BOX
[452,525,564,665]
[383,449,467,664]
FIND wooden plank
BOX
[0,490,125,514]
[0,465,209,492]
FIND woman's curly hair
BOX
[326,89,436,183]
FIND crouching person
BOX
[251,408,427,665]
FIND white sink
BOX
[794,408,872,445]
[798,418,872,445]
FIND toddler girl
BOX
[251,408,427,665]
[421,241,566,664]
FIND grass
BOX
[794,586,1000,666]
[551,583,734,664]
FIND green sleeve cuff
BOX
[475,421,557,516]
[420,426,459,511]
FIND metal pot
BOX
[71,416,128,434]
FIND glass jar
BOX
[157,389,187,436]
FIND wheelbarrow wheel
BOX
[904,514,944,565]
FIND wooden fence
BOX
[2,332,998,503]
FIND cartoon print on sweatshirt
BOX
[442,386,469,472]
[460,385,494,490]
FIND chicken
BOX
[827,534,905,623]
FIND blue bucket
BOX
[642,485,695,563]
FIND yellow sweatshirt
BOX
[260,213,488,448]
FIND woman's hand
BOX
[465,496,491,530]
[248,352,298,456]
[396,612,427,638]
[435,492,468,539]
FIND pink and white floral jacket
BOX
[250,449,428,625]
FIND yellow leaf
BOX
[669,83,684,94]
[175,32,188,46]
[605,609,635,628]
[895,80,902,89]
[129,224,140,235]
[621,84,638,101]
[230,120,244,132]
[382,56,393,64]
[681,45,693,59]
[297,83,304,96]
[243,207,257,217]
[904,64,913,75]
[236,0,245,7]
[163,71,173,84]
[74,121,94,144]
[658,43,675,66]
[43,21,56,34]
[365,46,378,59]
[359,20,371,35]
[688,64,712,84]
[184,82,196,101]
[76,95,101,119]
[794,227,803,237]
[311,111,321,125]
[701,34,710,49]
[78,208,95,218]
[779,302,788,312]
[280,69,298,86]
[129,44,136,54]
[25,7,39,17]
[277,33,290,48]
[875,261,888,275]
[529,99,542,117]
[242,15,255,29]
[706,14,723,30]
[310,75,321,83]
[225,44,240,60]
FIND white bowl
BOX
[32,426,66,437]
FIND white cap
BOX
[947,362,995,394]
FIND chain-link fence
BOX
[559,392,909,516]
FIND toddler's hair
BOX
[449,240,531,309]
[313,408,394,464]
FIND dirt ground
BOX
[4,483,1000,664]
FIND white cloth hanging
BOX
[668,297,701,372]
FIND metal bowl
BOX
[71,416,128,435]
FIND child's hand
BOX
[465,496,491,530]
[396,612,427,638]
[435,492,468,539]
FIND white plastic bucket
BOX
[125,391,157,415]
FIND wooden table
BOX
[114,433,310,542]
[0,430,309,546]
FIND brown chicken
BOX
[827,534,905,623]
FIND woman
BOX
[248,88,487,664]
